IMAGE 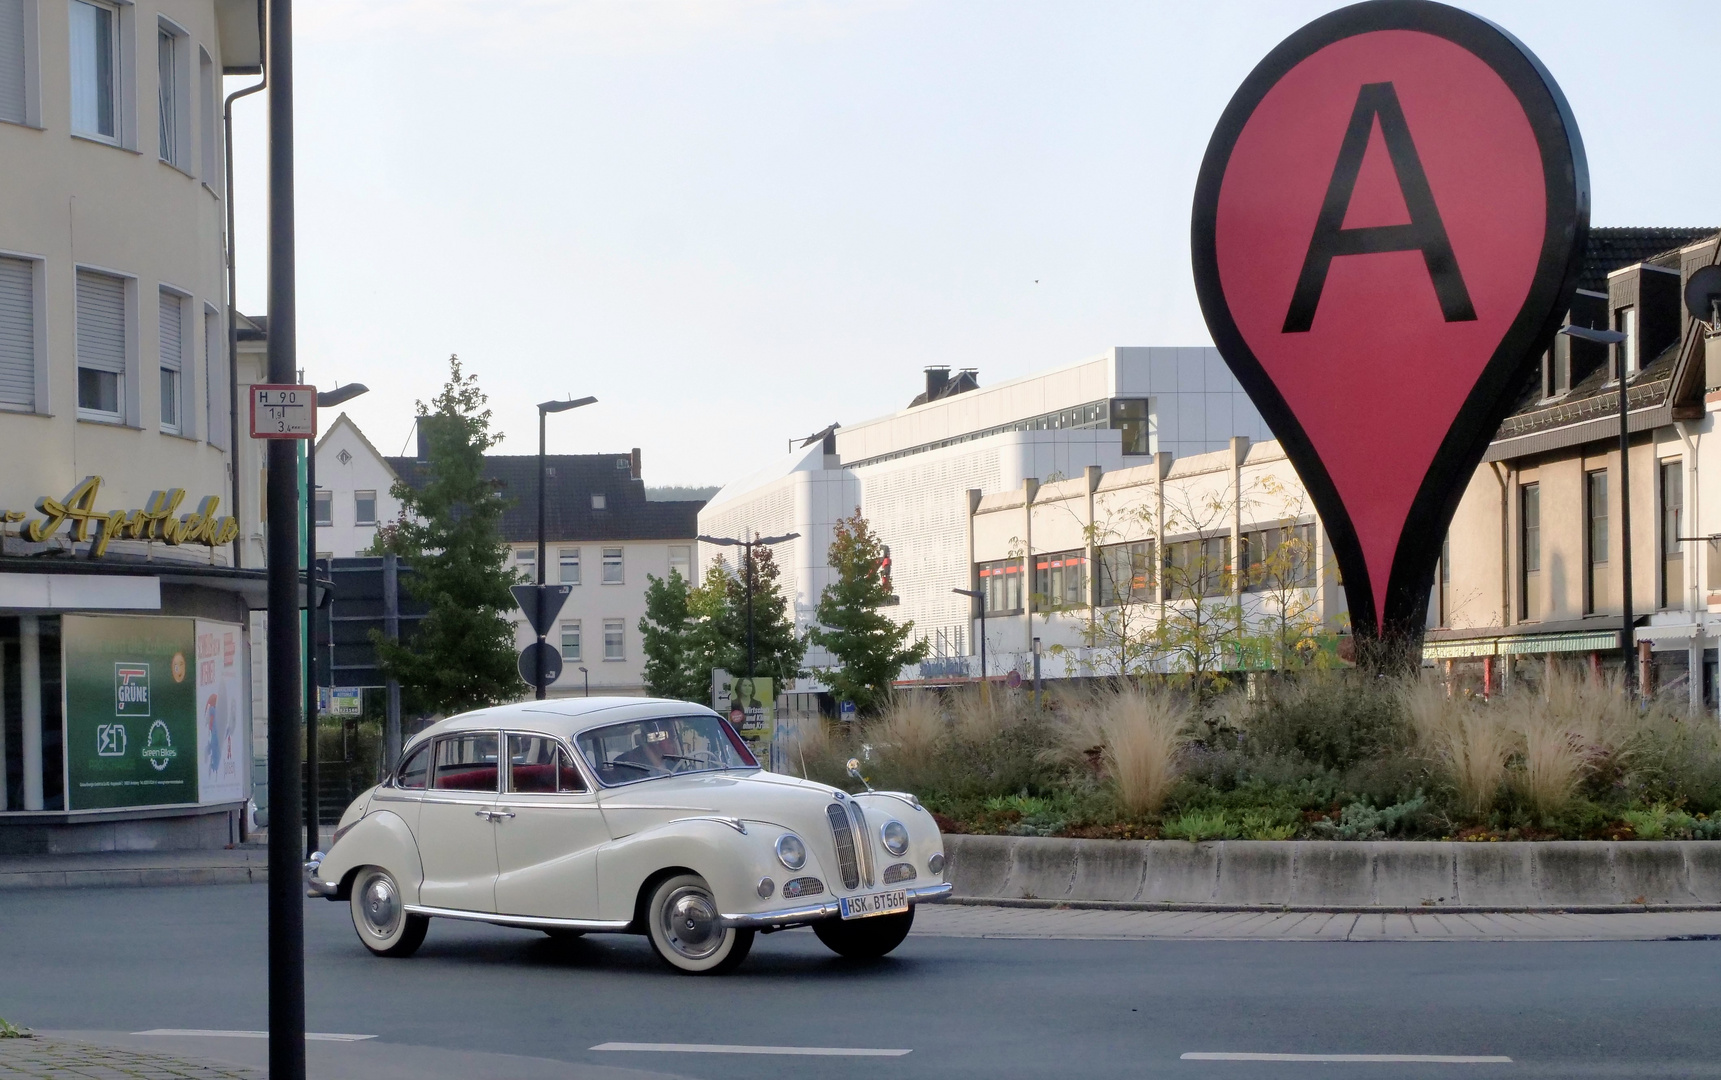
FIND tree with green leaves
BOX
[725,542,807,683]
[372,356,522,714]
[810,512,928,714]
[639,568,704,702]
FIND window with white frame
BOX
[516,547,536,582]
[158,288,183,433]
[76,269,125,420]
[0,256,36,411]
[69,0,118,142]
[197,46,216,185]
[591,493,606,511]
[559,621,580,662]
[602,547,623,584]
[669,544,692,581]
[156,23,179,165]
[0,0,31,126]
[313,489,331,527]
[559,547,580,585]
[203,306,224,446]
[354,490,377,526]
[603,619,624,661]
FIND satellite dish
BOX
[1684,264,1721,326]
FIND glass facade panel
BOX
[1098,541,1154,606]
[976,559,1023,615]
[1032,550,1086,610]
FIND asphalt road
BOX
[3,885,1720,1080]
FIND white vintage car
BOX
[305,697,950,973]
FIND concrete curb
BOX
[945,834,1721,912]
[0,865,264,889]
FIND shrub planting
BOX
[790,668,1721,841]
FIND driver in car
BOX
[615,720,682,773]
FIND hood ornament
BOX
[845,757,874,792]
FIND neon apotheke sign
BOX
[0,476,240,557]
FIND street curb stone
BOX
[944,835,1721,913]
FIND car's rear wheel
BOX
[645,874,754,974]
[814,907,914,959]
[350,866,428,958]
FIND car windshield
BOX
[576,714,758,786]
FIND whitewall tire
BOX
[350,866,429,958]
[645,874,754,974]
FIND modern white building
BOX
[0,0,264,852]
[698,347,1272,671]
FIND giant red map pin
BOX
[1191,0,1588,648]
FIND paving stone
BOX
[0,1037,262,1079]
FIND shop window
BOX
[976,559,1023,615]
[1098,541,1154,606]
[1033,549,1086,610]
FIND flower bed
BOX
[794,672,1721,842]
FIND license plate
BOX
[839,889,909,920]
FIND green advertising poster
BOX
[65,615,199,810]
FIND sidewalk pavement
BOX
[0,847,267,890]
[914,902,1721,941]
[1,1033,688,1080]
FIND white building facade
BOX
[0,0,263,851]
[699,347,1273,672]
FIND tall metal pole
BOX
[745,539,756,680]
[304,431,318,854]
[1620,354,1635,699]
[265,0,307,1074]
[535,408,547,700]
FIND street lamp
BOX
[953,587,987,688]
[578,666,589,697]
[303,381,366,857]
[534,396,596,700]
[1561,323,1634,698]
[697,532,800,680]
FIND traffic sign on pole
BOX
[250,385,317,439]
[518,641,564,689]
[510,583,573,638]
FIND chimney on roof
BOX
[415,415,431,461]
[924,366,950,402]
[631,447,641,480]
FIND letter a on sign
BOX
[1190,0,1587,650]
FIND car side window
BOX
[557,748,588,793]
[432,733,499,792]
[396,744,430,790]
[507,734,557,794]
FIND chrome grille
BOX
[847,801,875,888]
[883,862,917,885]
[825,802,861,890]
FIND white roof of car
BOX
[405,697,721,750]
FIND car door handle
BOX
[474,808,492,820]
[490,808,515,820]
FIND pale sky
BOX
[228,1,1720,487]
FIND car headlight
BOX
[775,833,807,871]
[881,820,910,857]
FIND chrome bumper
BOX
[721,881,952,928]
[303,854,338,899]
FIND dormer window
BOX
[1615,306,1637,379]
[591,493,606,510]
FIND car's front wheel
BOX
[813,907,914,959]
[644,874,754,974]
[350,865,428,958]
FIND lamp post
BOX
[579,666,589,697]
[953,587,987,689]
[697,532,800,679]
[303,381,366,856]
[1562,323,1634,698]
[535,396,596,700]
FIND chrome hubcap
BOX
[359,873,401,938]
[660,886,722,960]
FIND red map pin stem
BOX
[1191,0,1588,663]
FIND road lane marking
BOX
[133,1029,376,1042]
[593,1042,910,1057]
[1183,1053,1511,1064]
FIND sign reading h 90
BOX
[1190,0,1587,643]
[250,384,317,439]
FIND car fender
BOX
[595,818,820,924]
[315,809,423,904]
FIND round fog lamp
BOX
[757,877,775,899]
[775,833,807,871]
[881,820,910,856]
[928,852,946,875]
